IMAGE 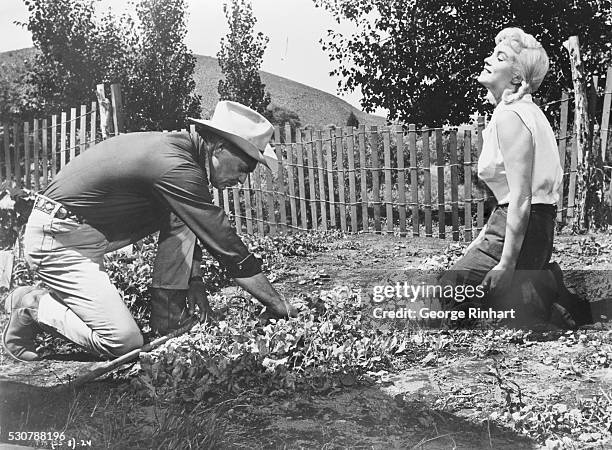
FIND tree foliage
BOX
[129,0,201,130]
[266,105,301,131]
[217,0,271,115]
[21,0,133,114]
[346,111,360,128]
[18,0,200,130]
[314,0,612,126]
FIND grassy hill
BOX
[0,48,386,129]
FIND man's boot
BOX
[3,285,48,361]
[149,288,188,335]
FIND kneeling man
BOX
[3,101,297,362]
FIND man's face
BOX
[209,143,258,189]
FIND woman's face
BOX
[477,43,519,100]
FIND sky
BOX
[0,0,377,113]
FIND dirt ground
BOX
[1,232,611,449]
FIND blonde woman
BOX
[442,27,585,327]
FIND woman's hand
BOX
[481,262,515,295]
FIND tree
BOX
[346,111,360,128]
[128,0,202,130]
[314,0,612,126]
[265,105,301,131]
[217,0,271,114]
[21,0,134,115]
[20,0,201,130]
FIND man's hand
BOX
[480,262,514,296]
[187,278,215,323]
[262,297,299,319]
[234,273,298,319]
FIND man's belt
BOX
[33,195,85,224]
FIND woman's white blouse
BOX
[477,94,563,205]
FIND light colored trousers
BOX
[24,205,195,358]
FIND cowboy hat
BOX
[188,101,278,174]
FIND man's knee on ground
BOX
[93,324,143,358]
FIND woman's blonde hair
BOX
[495,27,549,104]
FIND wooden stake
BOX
[96,84,112,139]
[564,35,603,230]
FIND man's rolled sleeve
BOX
[153,163,263,279]
[230,253,262,278]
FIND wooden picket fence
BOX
[1,74,612,241]
[0,83,123,191]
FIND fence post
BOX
[435,129,445,239]
[13,123,21,187]
[33,119,40,190]
[315,129,327,231]
[110,83,125,135]
[463,129,473,241]
[568,124,578,217]
[285,124,298,231]
[306,128,318,231]
[96,84,113,139]
[409,124,419,237]
[265,147,277,235]
[326,128,336,229]
[51,115,58,177]
[296,129,308,231]
[358,125,368,231]
[243,172,254,235]
[346,126,358,232]
[3,124,10,183]
[79,104,87,154]
[564,35,602,230]
[42,119,48,186]
[601,66,612,161]
[253,165,264,235]
[557,91,570,222]
[336,127,347,231]
[23,122,30,189]
[383,127,393,233]
[396,125,406,236]
[449,129,459,241]
[370,126,381,232]
[70,107,77,163]
[422,127,432,237]
[90,101,97,148]
[476,117,485,233]
[275,126,287,232]
[60,111,67,170]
